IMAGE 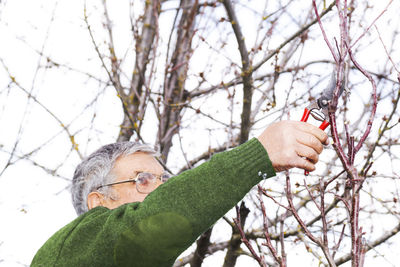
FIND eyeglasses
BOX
[96,172,171,194]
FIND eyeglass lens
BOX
[136,172,171,193]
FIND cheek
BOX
[134,193,147,202]
[120,187,147,203]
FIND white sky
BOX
[0,1,399,266]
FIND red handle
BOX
[300,111,329,176]
[319,120,330,130]
[301,108,311,122]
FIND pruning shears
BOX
[300,70,345,175]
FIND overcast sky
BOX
[1,1,399,266]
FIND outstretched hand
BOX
[257,121,329,172]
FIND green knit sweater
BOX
[31,138,275,267]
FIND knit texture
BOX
[31,138,275,267]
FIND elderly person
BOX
[31,121,328,267]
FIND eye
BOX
[136,172,154,185]
[161,172,171,182]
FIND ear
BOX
[87,191,104,210]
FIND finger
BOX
[291,156,316,172]
[296,134,324,154]
[323,137,330,146]
[296,144,319,164]
[299,122,329,144]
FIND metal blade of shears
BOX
[317,68,346,112]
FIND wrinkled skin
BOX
[258,120,329,172]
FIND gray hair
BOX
[71,141,157,215]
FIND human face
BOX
[100,152,165,209]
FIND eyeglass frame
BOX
[96,172,171,194]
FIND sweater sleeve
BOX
[31,138,275,267]
[136,138,275,235]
